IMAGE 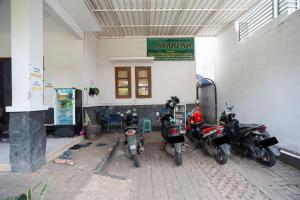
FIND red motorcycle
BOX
[186,105,231,164]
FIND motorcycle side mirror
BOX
[195,100,200,104]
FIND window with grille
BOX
[239,0,299,41]
[135,67,152,98]
[115,67,131,98]
[279,0,299,14]
[239,0,274,40]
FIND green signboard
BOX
[147,38,194,61]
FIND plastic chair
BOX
[141,118,152,134]
[108,113,122,133]
[98,107,109,127]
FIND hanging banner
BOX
[147,37,194,61]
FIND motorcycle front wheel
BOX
[215,147,228,165]
[175,150,182,166]
[132,154,140,167]
[260,148,276,167]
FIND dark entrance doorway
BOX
[0,58,12,140]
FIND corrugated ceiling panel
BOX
[86,0,263,38]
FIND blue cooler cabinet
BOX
[53,88,82,137]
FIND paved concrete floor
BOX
[1,132,300,200]
[0,134,118,199]
[76,132,300,200]
[0,136,83,164]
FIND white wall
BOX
[82,32,100,107]
[0,0,85,107]
[0,29,85,107]
[43,30,84,107]
[96,38,196,106]
[215,10,300,153]
[195,37,216,80]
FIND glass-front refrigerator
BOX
[53,88,82,137]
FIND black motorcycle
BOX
[220,104,280,166]
[157,96,186,166]
[119,109,144,167]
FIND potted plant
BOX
[88,87,99,97]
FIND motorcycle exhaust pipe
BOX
[139,146,144,154]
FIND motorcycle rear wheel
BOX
[215,148,228,165]
[132,154,140,167]
[260,148,276,167]
[175,150,182,166]
[202,142,209,156]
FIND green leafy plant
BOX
[1,183,47,200]
[88,87,100,97]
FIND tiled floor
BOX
[1,132,300,200]
[77,132,300,200]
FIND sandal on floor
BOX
[54,158,75,166]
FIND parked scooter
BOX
[220,103,280,166]
[186,102,231,164]
[119,109,144,167]
[157,96,186,166]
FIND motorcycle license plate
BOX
[167,135,185,144]
[129,145,136,150]
[260,137,278,147]
[214,135,230,146]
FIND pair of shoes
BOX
[54,158,75,166]
[69,142,93,151]
[96,143,107,146]
[69,144,81,151]
[60,151,72,159]
[81,142,92,147]
[64,150,72,155]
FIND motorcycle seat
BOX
[200,123,217,129]
[124,125,138,132]
[238,123,260,130]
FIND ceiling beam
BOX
[169,0,188,35]
[105,0,125,36]
[91,8,248,12]
[145,0,150,35]
[195,0,226,36]
[44,0,84,39]
[95,35,197,39]
[101,24,227,28]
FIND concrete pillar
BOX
[6,0,48,172]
